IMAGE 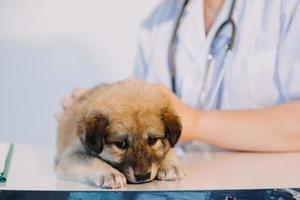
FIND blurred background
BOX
[0,0,160,145]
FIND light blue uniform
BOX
[134,0,300,110]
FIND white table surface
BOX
[1,144,300,191]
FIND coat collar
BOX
[176,0,238,60]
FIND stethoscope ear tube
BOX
[213,17,236,52]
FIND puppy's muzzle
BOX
[134,172,151,182]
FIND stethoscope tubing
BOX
[168,0,236,109]
[168,0,190,94]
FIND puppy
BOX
[56,79,184,188]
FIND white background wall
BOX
[0,0,160,145]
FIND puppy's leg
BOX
[56,149,127,188]
[156,148,184,181]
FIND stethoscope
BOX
[169,0,236,109]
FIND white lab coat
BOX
[134,0,300,110]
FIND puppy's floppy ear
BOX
[78,113,110,156]
[160,107,182,147]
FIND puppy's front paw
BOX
[157,164,184,181]
[95,168,127,189]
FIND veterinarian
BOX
[135,0,300,152]
[57,0,300,152]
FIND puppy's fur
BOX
[56,79,184,188]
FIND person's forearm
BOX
[186,101,300,152]
[152,82,300,152]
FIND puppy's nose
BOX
[134,172,151,182]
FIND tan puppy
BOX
[56,79,184,188]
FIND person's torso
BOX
[139,0,299,110]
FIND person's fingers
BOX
[127,76,138,81]
[61,96,74,110]
[126,76,146,84]
[55,112,63,122]
[71,87,88,98]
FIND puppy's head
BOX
[78,83,181,183]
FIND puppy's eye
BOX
[114,139,129,150]
[148,136,158,146]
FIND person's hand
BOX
[55,87,89,122]
[128,76,201,141]
[151,83,200,142]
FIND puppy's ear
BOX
[160,107,182,147]
[78,113,110,156]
